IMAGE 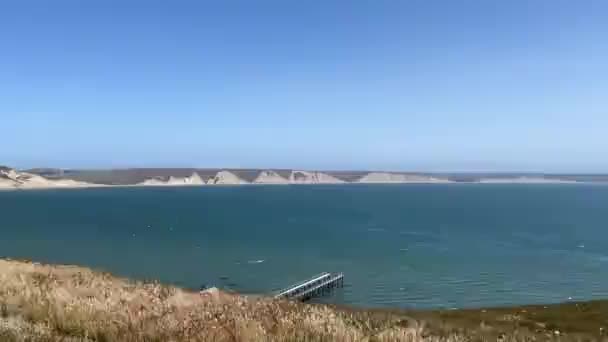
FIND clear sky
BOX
[1,1,607,172]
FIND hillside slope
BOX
[1,259,606,341]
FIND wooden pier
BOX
[274,272,344,301]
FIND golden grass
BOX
[1,259,606,341]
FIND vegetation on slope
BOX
[1,259,607,341]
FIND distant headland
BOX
[1,165,607,190]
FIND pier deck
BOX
[274,272,344,301]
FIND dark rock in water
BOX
[199,284,209,291]
[219,276,229,280]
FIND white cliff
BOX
[0,167,102,189]
[478,177,575,184]
[358,172,451,183]
[288,171,345,184]
[168,173,205,185]
[253,170,289,184]
[207,170,249,185]
[139,173,205,186]
[0,177,17,189]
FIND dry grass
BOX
[1,259,606,341]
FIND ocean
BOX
[1,184,608,309]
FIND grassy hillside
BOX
[1,259,607,341]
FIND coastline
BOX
[2,166,603,191]
[1,258,606,341]
[0,179,593,192]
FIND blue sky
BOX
[1,0,607,172]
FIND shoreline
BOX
[1,258,606,341]
[4,166,606,191]
[0,180,597,192]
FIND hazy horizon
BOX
[2,1,607,173]
[8,164,608,176]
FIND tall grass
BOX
[0,259,603,341]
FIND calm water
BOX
[1,184,608,309]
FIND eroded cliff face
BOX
[0,167,19,182]
[138,173,205,186]
[138,178,168,186]
[207,170,249,185]
[288,171,345,184]
[253,171,289,184]
[0,167,99,189]
[0,168,17,189]
[168,173,205,185]
[357,172,451,183]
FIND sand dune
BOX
[253,170,289,184]
[358,172,451,183]
[207,170,249,185]
[288,170,345,184]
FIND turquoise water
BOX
[1,184,608,309]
